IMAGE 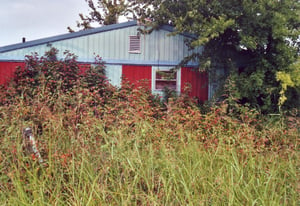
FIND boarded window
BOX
[155,70,177,91]
[181,67,208,102]
[129,35,141,53]
[122,65,151,89]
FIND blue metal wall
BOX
[0,22,199,67]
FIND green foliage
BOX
[68,0,132,32]
[138,0,300,113]
[277,71,295,106]
[276,58,300,109]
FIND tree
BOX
[68,0,130,32]
[68,0,159,32]
[139,0,300,113]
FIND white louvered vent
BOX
[129,35,141,53]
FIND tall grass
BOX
[0,97,298,205]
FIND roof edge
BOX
[0,21,195,53]
[158,25,196,39]
[0,21,138,53]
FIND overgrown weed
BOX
[0,49,298,205]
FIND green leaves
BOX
[240,35,257,50]
[68,0,132,31]
[191,16,236,47]
[276,71,295,106]
[142,0,300,113]
[276,58,300,107]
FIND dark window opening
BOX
[155,70,177,91]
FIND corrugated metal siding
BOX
[0,25,199,66]
[106,65,122,87]
[122,65,151,89]
[181,67,208,102]
[0,62,25,85]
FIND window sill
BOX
[128,51,141,54]
[156,79,176,81]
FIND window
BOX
[155,70,177,91]
[129,35,141,53]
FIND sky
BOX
[0,0,92,47]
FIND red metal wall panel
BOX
[0,62,95,86]
[181,67,208,102]
[122,65,152,89]
[0,62,25,85]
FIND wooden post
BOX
[22,127,44,165]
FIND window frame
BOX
[152,67,181,95]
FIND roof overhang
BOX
[0,21,195,54]
[0,21,138,53]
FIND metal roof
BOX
[0,21,194,53]
[0,21,139,53]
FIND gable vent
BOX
[129,35,141,53]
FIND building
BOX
[0,21,208,101]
